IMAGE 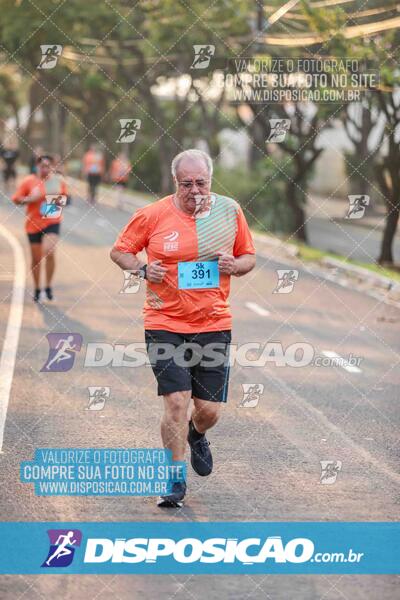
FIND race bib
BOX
[178,260,219,289]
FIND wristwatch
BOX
[140,265,147,280]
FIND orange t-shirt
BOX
[110,158,131,183]
[114,194,255,333]
[12,174,68,234]
[82,151,105,176]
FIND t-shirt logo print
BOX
[163,230,179,251]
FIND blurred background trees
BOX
[0,0,399,263]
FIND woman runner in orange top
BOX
[12,154,68,302]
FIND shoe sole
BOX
[157,497,184,508]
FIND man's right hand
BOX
[147,260,168,283]
[25,186,43,203]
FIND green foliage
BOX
[212,159,296,235]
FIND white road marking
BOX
[95,218,108,228]
[322,350,362,373]
[0,224,26,452]
[245,301,270,317]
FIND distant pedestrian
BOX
[82,144,105,204]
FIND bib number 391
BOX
[178,260,219,289]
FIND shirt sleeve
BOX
[233,206,255,256]
[113,208,151,254]
[12,178,31,204]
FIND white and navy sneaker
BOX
[157,481,187,508]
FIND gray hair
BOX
[171,149,213,179]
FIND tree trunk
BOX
[379,205,399,264]
[287,182,307,242]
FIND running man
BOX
[110,149,256,507]
[12,154,67,302]
[82,144,105,204]
[45,531,77,566]
[109,152,131,209]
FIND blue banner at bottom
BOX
[0,522,398,574]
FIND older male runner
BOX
[110,149,256,507]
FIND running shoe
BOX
[33,288,41,302]
[44,287,54,301]
[187,420,213,476]
[157,481,186,508]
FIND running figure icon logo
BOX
[86,386,110,410]
[41,194,67,218]
[345,195,370,219]
[41,333,83,372]
[190,45,215,69]
[319,460,342,485]
[41,529,82,567]
[119,270,143,294]
[239,383,264,408]
[117,119,141,143]
[37,45,63,69]
[193,194,216,219]
[273,269,299,294]
[267,119,291,143]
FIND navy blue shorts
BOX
[27,223,60,244]
[145,329,231,402]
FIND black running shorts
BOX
[27,223,60,244]
[145,329,231,402]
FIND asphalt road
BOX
[307,215,400,263]
[0,185,399,599]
